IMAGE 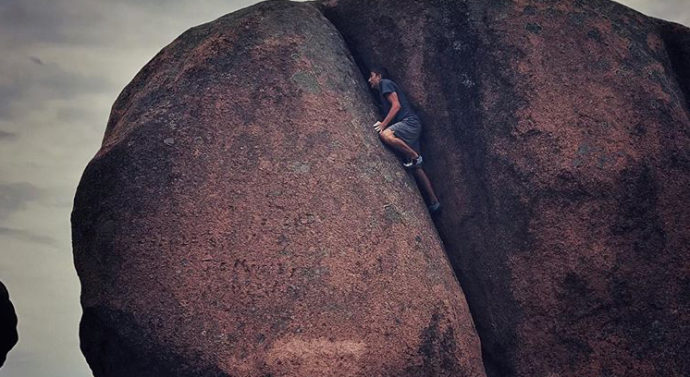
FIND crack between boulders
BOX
[314,4,503,376]
[657,20,690,116]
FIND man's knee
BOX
[380,129,395,142]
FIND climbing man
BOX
[368,66,441,213]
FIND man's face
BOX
[368,72,382,90]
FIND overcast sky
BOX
[0,1,687,376]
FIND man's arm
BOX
[379,92,401,131]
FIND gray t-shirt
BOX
[378,79,417,124]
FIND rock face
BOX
[71,1,485,376]
[0,281,18,367]
[323,0,690,376]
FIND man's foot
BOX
[403,155,423,169]
[428,201,441,214]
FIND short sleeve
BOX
[380,79,396,96]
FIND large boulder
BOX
[71,1,485,376]
[0,280,18,367]
[322,0,690,376]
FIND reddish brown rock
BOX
[323,0,690,376]
[0,280,18,367]
[71,1,485,376]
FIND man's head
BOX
[368,66,388,90]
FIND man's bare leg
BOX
[379,129,439,208]
[412,167,439,205]
[379,129,418,160]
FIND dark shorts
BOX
[389,116,422,153]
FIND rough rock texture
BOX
[71,1,486,376]
[322,0,690,376]
[0,281,18,367]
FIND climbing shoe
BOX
[428,201,441,214]
[403,155,423,169]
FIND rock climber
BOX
[368,66,441,213]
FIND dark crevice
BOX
[657,20,690,113]
[419,3,519,377]
[319,2,523,376]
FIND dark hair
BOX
[369,66,388,79]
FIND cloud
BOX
[0,0,105,47]
[0,57,116,120]
[55,106,95,123]
[0,226,57,246]
[29,56,44,65]
[0,182,42,219]
[0,0,260,49]
[0,0,261,122]
[616,0,690,26]
[0,130,17,140]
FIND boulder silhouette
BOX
[71,1,485,376]
[0,280,18,367]
[323,0,690,376]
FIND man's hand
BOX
[373,121,383,133]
